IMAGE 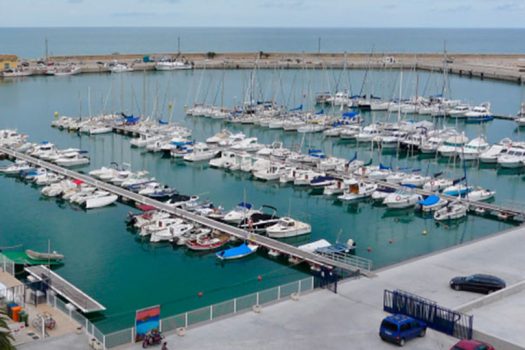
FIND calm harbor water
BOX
[2,27,525,58]
[0,68,523,332]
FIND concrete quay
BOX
[118,224,525,350]
[15,52,525,84]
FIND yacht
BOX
[54,152,90,167]
[497,146,525,168]
[447,105,470,118]
[479,138,512,164]
[83,191,119,209]
[465,103,493,123]
[458,136,490,161]
[355,124,381,142]
[155,60,192,71]
[209,151,236,168]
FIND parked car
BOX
[449,274,506,294]
[379,314,426,346]
[451,339,495,350]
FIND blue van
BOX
[379,314,427,346]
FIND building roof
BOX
[0,55,18,61]
[0,271,23,289]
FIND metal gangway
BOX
[0,146,374,277]
[25,265,106,313]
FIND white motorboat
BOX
[230,137,264,152]
[266,217,312,238]
[293,169,324,186]
[323,179,348,196]
[155,61,192,71]
[34,172,63,186]
[337,180,377,201]
[252,164,284,181]
[110,63,133,73]
[223,202,261,224]
[383,192,423,209]
[400,174,431,188]
[130,134,163,148]
[464,188,495,202]
[355,124,381,142]
[41,180,76,197]
[422,178,453,192]
[206,129,232,144]
[150,222,194,243]
[54,152,90,167]
[132,211,171,229]
[438,133,469,158]
[434,202,468,221]
[140,218,184,237]
[0,161,33,175]
[479,138,512,164]
[183,143,219,162]
[209,151,236,168]
[83,192,118,209]
[497,146,525,168]
[459,136,490,161]
[385,172,407,184]
[447,105,470,118]
[339,125,361,140]
[515,103,525,127]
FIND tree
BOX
[0,309,15,350]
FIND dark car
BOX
[379,314,426,346]
[451,339,495,350]
[450,274,505,294]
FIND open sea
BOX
[1,28,525,332]
[2,27,525,58]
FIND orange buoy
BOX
[197,292,203,297]
[257,275,263,281]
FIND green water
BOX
[0,69,522,332]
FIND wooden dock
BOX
[0,145,374,277]
[25,265,106,314]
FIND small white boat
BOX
[155,61,192,71]
[464,188,495,202]
[83,192,118,209]
[266,217,312,238]
[383,192,423,209]
[434,202,468,221]
[110,63,133,73]
[459,136,490,161]
[400,174,430,188]
[422,178,454,192]
[337,180,377,201]
[479,138,512,164]
[0,161,33,175]
[223,202,260,224]
[497,147,525,168]
[418,195,448,212]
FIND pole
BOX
[318,37,321,54]
[177,36,181,55]
[45,37,49,62]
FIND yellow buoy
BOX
[53,111,59,119]
[422,229,428,235]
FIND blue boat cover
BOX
[289,104,303,111]
[379,163,391,170]
[311,176,335,184]
[237,202,252,209]
[316,109,324,115]
[158,119,169,125]
[217,243,254,259]
[342,111,358,118]
[419,195,440,206]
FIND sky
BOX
[1,0,525,28]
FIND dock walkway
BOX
[25,265,105,314]
[0,145,374,277]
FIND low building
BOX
[0,55,19,71]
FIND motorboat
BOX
[293,169,324,186]
[497,146,525,168]
[309,175,336,188]
[132,211,171,229]
[323,179,347,196]
[209,151,237,168]
[479,138,512,164]
[230,137,264,152]
[447,105,471,118]
[417,195,448,212]
[385,172,407,184]
[514,103,525,126]
[223,202,261,224]
[459,136,490,161]
[371,187,397,202]
[155,60,192,71]
[337,179,377,201]
[434,202,468,221]
[54,152,90,167]
[438,133,469,158]
[140,218,184,237]
[252,164,284,181]
[383,192,423,209]
[400,173,431,188]
[0,161,33,175]
[339,125,361,140]
[110,63,133,73]
[355,124,381,142]
[150,222,194,243]
[216,243,259,260]
[83,192,118,209]
[185,230,230,251]
[266,217,312,238]
[183,143,219,162]
[206,129,232,144]
[464,188,495,202]
[464,103,493,123]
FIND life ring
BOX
[395,195,401,201]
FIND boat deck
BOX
[25,265,105,314]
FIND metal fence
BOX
[0,254,15,276]
[104,276,314,348]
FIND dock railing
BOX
[0,253,16,276]
[103,276,314,349]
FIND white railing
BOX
[103,276,314,348]
[0,254,16,276]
